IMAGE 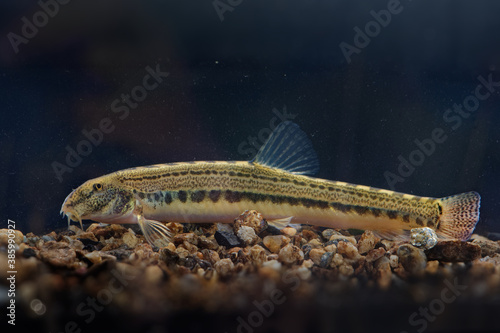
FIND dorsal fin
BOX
[251,121,319,176]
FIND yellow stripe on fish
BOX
[61,122,481,247]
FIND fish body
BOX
[61,122,481,247]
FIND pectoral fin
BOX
[137,215,173,248]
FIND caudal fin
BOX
[437,191,481,241]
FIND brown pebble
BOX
[214,258,234,277]
[173,232,198,246]
[357,231,380,255]
[39,241,77,268]
[397,244,427,274]
[337,240,361,260]
[123,231,139,248]
[263,235,289,254]
[279,244,304,265]
[309,248,326,266]
[281,227,297,237]
[426,240,481,262]
[0,229,24,245]
[471,235,500,257]
[365,247,386,263]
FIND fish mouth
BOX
[60,190,83,229]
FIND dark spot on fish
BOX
[438,204,443,215]
[371,208,382,217]
[319,185,325,190]
[147,193,153,202]
[212,170,218,175]
[245,192,261,203]
[164,192,172,204]
[154,193,161,202]
[172,172,179,176]
[300,198,315,208]
[353,206,369,215]
[229,171,236,177]
[310,184,318,188]
[138,192,145,199]
[426,219,435,228]
[191,190,206,203]
[387,211,398,219]
[190,170,203,175]
[178,190,187,203]
[317,201,329,209]
[287,197,299,206]
[402,214,410,223]
[415,217,424,226]
[281,178,290,183]
[209,190,221,203]
[330,202,351,213]
[225,190,242,203]
[181,171,188,175]
[205,170,212,175]
[328,187,334,191]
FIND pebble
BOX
[357,231,380,254]
[332,253,344,267]
[173,233,198,246]
[324,244,337,253]
[237,226,259,245]
[337,240,361,260]
[389,254,399,268]
[471,235,500,257]
[281,227,297,237]
[263,235,289,253]
[319,251,334,268]
[144,265,164,284]
[85,251,104,265]
[123,230,139,248]
[426,240,481,262]
[397,244,427,274]
[329,234,357,245]
[376,258,392,289]
[338,264,354,276]
[214,258,234,277]
[425,260,440,274]
[214,230,242,248]
[309,248,326,266]
[321,229,338,240]
[366,247,386,263]
[278,244,304,264]
[262,259,282,271]
[39,241,77,268]
[250,245,267,265]
[307,238,323,249]
[202,249,220,265]
[233,210,266,234]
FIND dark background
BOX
[0,0,499,235]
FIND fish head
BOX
[60,175,135,228]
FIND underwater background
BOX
[1,0,499,237]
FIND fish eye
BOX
[93,183,103,191]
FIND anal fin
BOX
[268,216,294,229]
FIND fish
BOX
[61,121,481,248]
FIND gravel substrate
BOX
[1,210,500,333]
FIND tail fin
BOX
[437,191,481,241]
